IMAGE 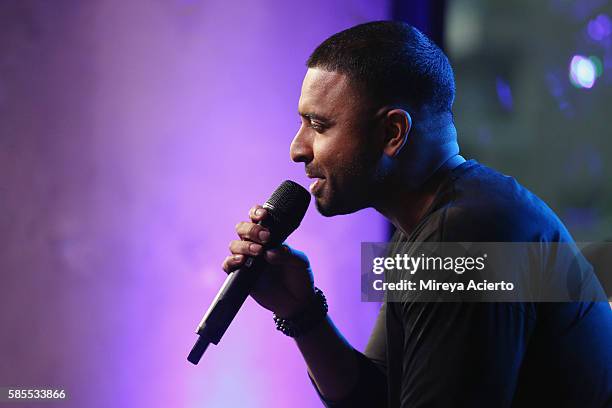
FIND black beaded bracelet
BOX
[273,287,328,338]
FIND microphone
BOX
[188,180,311,365]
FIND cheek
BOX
[311,137,336,169]
[311,128,371,181]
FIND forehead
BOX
[298,68,363,118]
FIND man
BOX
[222,21,612,407]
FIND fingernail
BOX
[233,254,243,262]
[255,208,264,217]
[250,243,262,254]
[259,230,270,242]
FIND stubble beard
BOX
[315,155,387,217]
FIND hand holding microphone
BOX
[222,204,315,319]
[188,181,311,364]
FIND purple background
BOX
[0,1,390,407]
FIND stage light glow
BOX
[569,55,596,89]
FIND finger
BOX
[229,240,264,256]
[249,205,268,223]
[235,221,270,244]
[222,254,245,273]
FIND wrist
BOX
[273,287,328,338]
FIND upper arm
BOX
[308,303,389,408]
[364,302,387,374]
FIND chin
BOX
[314,195,365,217]
[315,200,341,217]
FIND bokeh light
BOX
[495,77,513,111]
[587,14,612,42]
[590,55,603,77]
[569,55,597,89]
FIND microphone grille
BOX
[264,180,311,228]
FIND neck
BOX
[374,174,444,236]
[373,124,464,236]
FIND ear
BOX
[383,109,411,157]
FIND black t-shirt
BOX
[311,160,612,407]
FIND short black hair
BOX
[307,21,455,117]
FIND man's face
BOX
[290,68,385,216]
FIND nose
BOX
[289,126,313,164]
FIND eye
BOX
[309,121,325,132]
[297,115,327,133]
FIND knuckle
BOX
[247,223,259,240]
[251,205,266,220]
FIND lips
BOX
[309,178,324,195]
[306,171,324,179]
[306,169,325,194]
[308,177,325,194]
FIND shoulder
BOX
[439,161,572,242]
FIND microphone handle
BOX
[188,205,297,365]
[188,255,266,365]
